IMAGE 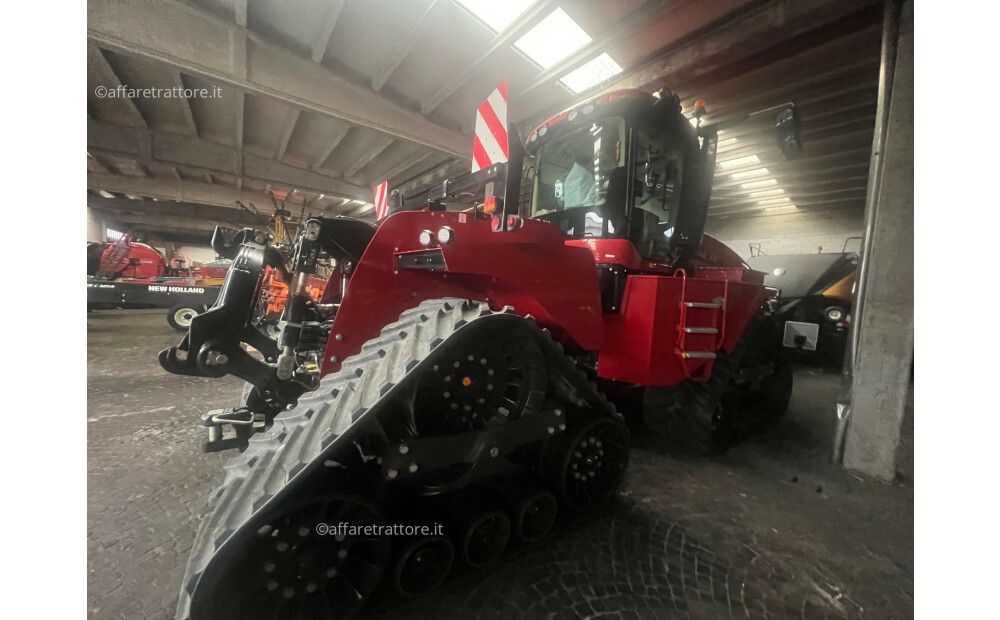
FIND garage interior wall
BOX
[172,246,217,264]
[704,210,865,259]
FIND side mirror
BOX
[776,108,803,159]
[387,189,403,214]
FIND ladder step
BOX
[683,327,719,334]
[684,301,722,309]
[679,351,717,359]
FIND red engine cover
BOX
[321,211,605,377]
[321,211,773,389]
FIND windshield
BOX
[530,117,626,237]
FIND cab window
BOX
[631,126,683,259]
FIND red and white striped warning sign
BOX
[471,79,509,173]
[373,181,389,220]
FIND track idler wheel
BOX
[458,510,511,568]
[203,493,390,619]
[391,535,455,597]
[543,411,629,513]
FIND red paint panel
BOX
[321,211,604,376]
[597,274,770,387]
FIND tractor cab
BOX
[523,89,707,268]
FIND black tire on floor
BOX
[642,355,739,454]
[167,304,200,331]
[643,311,793,454]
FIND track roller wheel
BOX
[204,493,390,619]
[458,510,511,568]
[391,536,455,597]
[512,489,558,543]
[543,411,629,513]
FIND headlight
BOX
[418,229,434,247]
[436,226,454,244]
[538,126,547,137]
[824,306,844,322]
[568,109,578,121]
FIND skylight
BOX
[717,154,760,169]
[748,188,785,199]
[515,8,591,69]
[559,53,622,93]
[757,196,791,206]
[730,168,769,180]
[739,178,778,190]
[453,0,536,32]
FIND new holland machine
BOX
[160,84,801,618]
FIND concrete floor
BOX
[87,309,913,619]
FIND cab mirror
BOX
[388,189,403,214]
[776,108,803,159]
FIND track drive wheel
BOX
[542,411,629,513]
[202,493,390,619]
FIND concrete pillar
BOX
[842,1,913,481]
[87,207,104,241]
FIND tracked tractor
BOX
[159,86,800,619]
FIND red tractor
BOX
[160,87,800,619]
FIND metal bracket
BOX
[380,408,564,481]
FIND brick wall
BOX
[704,208,865,259]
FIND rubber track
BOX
[177,298,621,619]
[642,314,765,453]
